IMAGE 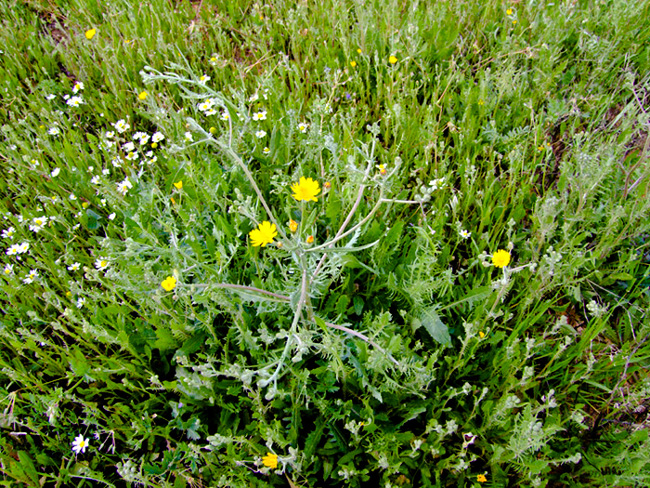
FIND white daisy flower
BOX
[66,96,84,107]
[122,142,135,152]
[48,127,60,136]
[50,167,60,177]
[198,74,211,84]
[125,151,139,161]
[76,297,86,309]
[105,131,115,139]
[67,262,81,271]
[184,131,193,142]
[152,132,164,143]
[94,258,109,271]
[113,119,130,133]
[2,227,15,239]
[72,82,84,94]
[22,269,39,284]
[459,229,471,239]
[298,122,309,133]
[252,110,267,121]
[116,178,133,195]
[71,434,89,454]
[220,110,230,121]
[3,264,13,275]
[45,94,56,100]
[255,130,267,139]
[17,242,29,254]
[29,216,48,233]
[91,175,100,185]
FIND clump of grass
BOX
[1,0,649,486]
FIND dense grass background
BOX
[1,0,650,486]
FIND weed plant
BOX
[1,0,650,486]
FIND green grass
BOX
[1,0,650,486]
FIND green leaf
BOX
[413,307,451,347]
[17,452,38,485]
[610,272,634,281]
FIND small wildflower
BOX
[94,258,109,271]
[478,99,485,106]
[66,96,84,107]
[262,452,278,469]
[113,119,130,133]
[69,193,77,201]
[76,297,86,309]
[117,178,133,195]
[220,110,230,121]
[161,276,177,291]
[492,249,511,268]
[298,122,309,133]
[323,181,331,190]
[138,91,148,100]
[85,29,96,40]
[210,126,218,134]
[350,60,357,67]
[72,82,84,94]
[477,474,487,483]
[2,227,15,239]
[3,264,13,275]
[252,110,267,121]
[289,219,298,233]
[263,147,270,155]
[29,216,48,233]
[389,55,398,64]
[506,8,513,15]
[357,48,362,54]
[255,130,267,139]
[378,164,387,176]
[306,235,314,244]
[50,167,61,177]
[22,269,39,284]
[126,151,138,161]
[48,127,60,136]
[184,131,193,142]
[459,229,471,239]
[249,221,277,247]
[173,181,183,190]
[45,94,56,100]
[68,262,81,271]
[152,132,165,143]
[108,213,116,221]
[199,74,211,84]
[72,434,89,454]
[291,177,320,202]
[479,331,485,339]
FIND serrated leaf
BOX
[413,307,451,347]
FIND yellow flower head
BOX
[306,235,314,244]
[350,61,357,67]
[289,219,298,233]
[249,221,277,247]
[291,177,320,202]
[357,48,362,54]
[161,276,177,291]
[492,249,511,268]
[173,180,183,190]
[85,28,96,40]
[389,55,398,64]
[477,474,487,483]
[506,8,513,15]
[262,452,278,469]
[138,91,148,100]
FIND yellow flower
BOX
[291,177,320,202]
[479,331,485,339]
[249,221,277,247]
[477,474,487,483]
[289,219,298,233]
[161,276,177,291]
[173,180,183,190]
[357,48,362,54]
[138,91,148,100]
[350,61,357,67]
[389,55,398,64]
[492,249,511,268]
[262,452,278,469]
[306,235,314,244]
[506,8,513,15]
[85,28,96,40]
[82,202,90,209]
